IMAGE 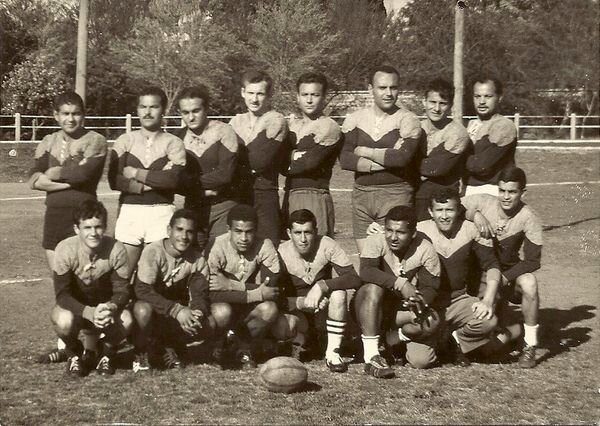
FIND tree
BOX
[1,53,68,114]
[109,0,240,113]
[249,0,346,112]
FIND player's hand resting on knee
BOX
[259,279,280,301]
[93,303,117,328]
[473,211,495,238]
[177,307,203,335]
[471,300,494,320]
[304,282,326,311]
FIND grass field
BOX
[0,149,598,424]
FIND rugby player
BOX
[51,200,132,377]
[174,85,239,244]
[463,167,542,368]
[282,72,343,237]
[108,86,186,275]
[206,204,282,369]
[340,65,422,253]
[132,209,232,371]
[356,206,441,376]
[229,70,288,246]
[415,78,469,221]
[416,188,500,366]
[276,209,361,372]
[29,91,107,364]
[464,77,517,196]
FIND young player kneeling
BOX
[52,200,132,377]
[275,209,361,372]
[132,209,232,371]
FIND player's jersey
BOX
[229,110,288,192]
[340,106,422,187]
[53,235,129,316]
[135,239,209,316]
[465,114,517,186]
[174,121,239,206]
[108,130,186,205]
[278,236,360,297]
[283,116,342,191]
[29,130,107,207]
[416,119,469,199]
[207,233,281,303]
[417,219,498,307]
[462,194,542,281]
[359,232,440,305]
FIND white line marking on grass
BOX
[0,192,119,202]
[0,278,43,285]
[1,181,599,202]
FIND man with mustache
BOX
[464,77,517,196]
[108,87,186,276]
[340,65,422,253]
[229,70,288,246]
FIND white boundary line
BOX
[1,181,599,201]
[0,278,43,285]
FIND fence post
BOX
[14,113,21,142]
[513,113,520,139]
[570,113,577,141]
[126,114,132,133]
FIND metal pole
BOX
[126,114,132,133]
[513,113,520,139]
[75,0,89,102]
[14,113,21,142]
[453,1,465,123]
[570,113,577,141]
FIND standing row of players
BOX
[30,65,542,377]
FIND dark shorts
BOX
[253,188,281,246]
[43,206,76,250]
[352,182,414,240]
[283,188,335,238]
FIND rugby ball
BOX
[258,356,308,393]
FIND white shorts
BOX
[114,203,176,246]
[465,184,498,197]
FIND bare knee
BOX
[516,273,538,298]
[118,309,134,334]
[254,301,279,324]
[328,290,347,318]
[210,303,233,328]
[133,301,153,326]
[272,314,298,340]
[51,306,75,335]
[356,284,383,308]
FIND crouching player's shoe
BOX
[133,352,151,373]
[38,348,69,364]
[325,349,348,373]
[65,350,95,378]
[96,355,115,376]
[163,347,184,370]
[364,354,395,378]
[236,349,257,370]
[518,345,537,368]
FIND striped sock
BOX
[325,319,346,359]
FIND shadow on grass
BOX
[543,216,600,232]
[538,304,595,363]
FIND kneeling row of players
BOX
[49,194,527,379]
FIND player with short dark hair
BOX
[463,167,542,368]
[340,65,422,253]
[276,209,361,372]
[282,72,342,238]
[206,204,282,368]
[132,209,232,371]
[51,200,132,377]
[175,85,239,244]
[416,188,500,366]
[356,205,441,376]
[416,78,469,221]
[230,70,288,246]
[108,86,186,276]
[464,77,517,196]
[29,90,108,364]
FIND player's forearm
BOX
[359,258,396,289]
[287,144,335,175]
[326,266,362,291]
[247,134,282,174]
[420,151,462,177]
[482,267,501,304]
[135,166,183,190]
[189,273,210,316]
[199,157,237,191]
[466,138,513,175]
[110,272,131,309]
[59,156,105,185]
[416,269,440,305]
[378,137,420,168]
[134,280,175,316]
[31,174,71,192]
